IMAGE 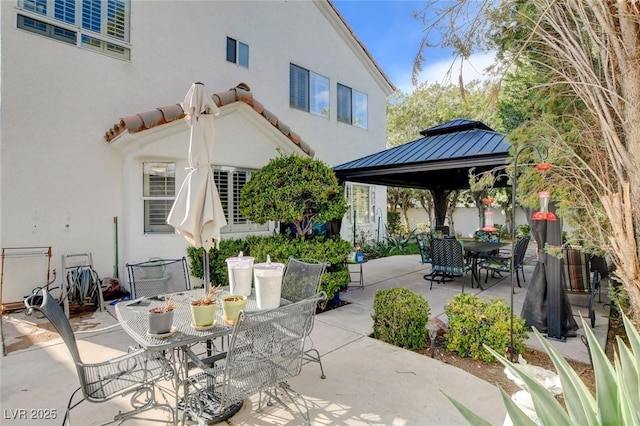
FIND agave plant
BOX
[445,313,640,426]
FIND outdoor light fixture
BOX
[509,144,550,361]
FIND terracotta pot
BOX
[221,295,247,325]
[190,303,217,327]
[148,309,174,334]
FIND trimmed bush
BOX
[444,293,528,363]
[187,234,352,300]
[372,287,430,350]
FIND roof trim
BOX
[104,82,314,157]
[320,0,396,94]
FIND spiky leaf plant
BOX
[444,313,640,426]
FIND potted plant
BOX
[148,298,177,335]
[221,294,248,325]
[190,285,222,329]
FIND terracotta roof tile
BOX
[105,83,313,157]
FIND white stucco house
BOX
[0,0,395,302]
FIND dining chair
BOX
[478,235,531,288]
[281,257,327,379]
[126,257,191,299]
[427,238,472,292]
[183,294,323,425]
[561,246,603,328]
[24,289,174,425]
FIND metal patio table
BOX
[461,241,510,290]
[115,289,282,425]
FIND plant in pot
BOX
[148,298,177,335]
[221,294,247,325]
[190,285,223,330]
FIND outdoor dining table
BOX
[115,288,289,425]
[461,241,510,290]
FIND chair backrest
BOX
[24,289,83,367]
[219,294,320,408]
[474,230,500,243]
[562,247,591,293]
[435,225,450,236]
[126,257,191,298]
[431,238,466,270]
[281,257,326,303]
[513,235,531,267]
[415,233,432,264]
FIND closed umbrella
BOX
[167,82,227,291]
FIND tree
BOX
[387,187,417,231]
[415,0,640,322]
[239,153,347,238]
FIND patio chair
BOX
[478,235,531,289]
[427,238,472,291]
[126,257,191,299]
[183,293,323,425]
[562,246,602,328]
[281,257,327,379]
[24,289,174,425]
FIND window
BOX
[143,163,175,233]
[289,64,329,118]
[17,0,131,60]
[337,84,368,129]
[345,183,375,224]
[226,37,249,67]
[213,167,268,232]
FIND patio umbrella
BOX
[167,82,227,291]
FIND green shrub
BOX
[187,234,352,300]
[444,293,528,363]
[372,287,430,350]
[187,239,249,286]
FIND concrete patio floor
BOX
[0,245,610,425]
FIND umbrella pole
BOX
[203,249,210,294]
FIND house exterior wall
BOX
[1,1,392,298]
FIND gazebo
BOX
[333,119,511,226]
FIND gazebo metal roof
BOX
[334,119,511,191]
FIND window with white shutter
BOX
[143,163,175,233]
[17,0,131,60]
[213,167,268,233]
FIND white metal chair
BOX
[24,289,174,425]
[281,257,327,378]
[126,257,191,299]
[183,293,323,425]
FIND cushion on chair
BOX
[563,248,591,293]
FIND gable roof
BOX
[334,119,510,190]
[104,82,314,157]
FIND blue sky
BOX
[332,1,495,94]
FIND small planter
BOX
[189,285,223,328]
[148,309,174,335]
[221,295,247,325]
[190,303,217,328]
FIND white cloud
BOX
[392,51,497,95]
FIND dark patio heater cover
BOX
[520,206,578,336]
